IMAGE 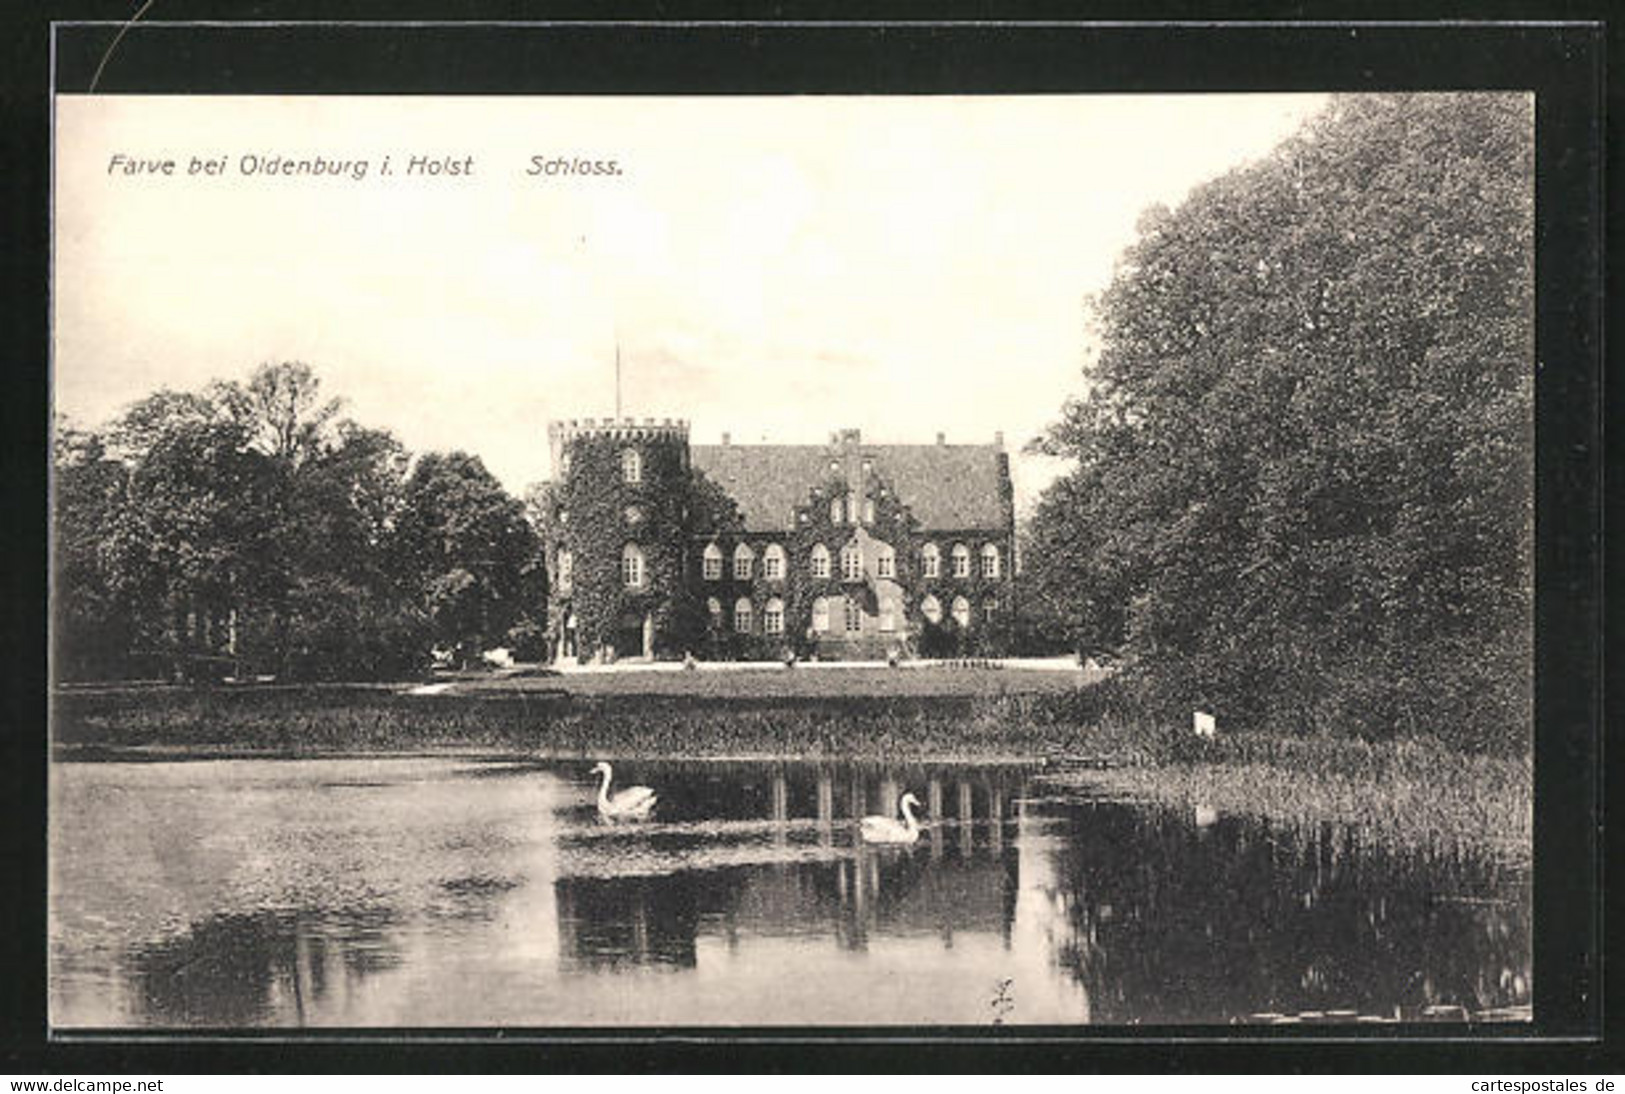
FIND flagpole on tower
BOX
[614,332,622,420]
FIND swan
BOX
[590,761,658,820]
[860,791,923,845]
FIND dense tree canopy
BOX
[1026,94,1533,752]
[53,363,544,681]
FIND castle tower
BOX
[544,417,691,663]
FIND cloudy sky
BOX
[54,93,1325,511]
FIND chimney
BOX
[722,432,731,446]
[936,432,946,446]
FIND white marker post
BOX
[1193,710,1217,739]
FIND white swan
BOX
[590,761,658,820]
[860,791,923,845]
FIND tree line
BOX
[53,363,545,682]
[1023,93,1533,753]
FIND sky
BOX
[54,93,1326,512]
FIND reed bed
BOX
[52,673,1531,857]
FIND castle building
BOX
[542,417,1015,662]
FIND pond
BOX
[49,757,1530,1028]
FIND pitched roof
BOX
[690,442,1011,534]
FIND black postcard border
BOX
[2,10,1611,1075]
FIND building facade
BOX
[542,417,1014,662]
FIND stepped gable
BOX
[689,440,1009,533]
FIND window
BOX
[952,543,971,578]
[624,505,643,527]
[621,544,645,589]
[707,597,723,626]
[734,598,753,633]
[863,498,875,524]
[952,596,971,629]
[764,598,784,635]
[983,597,999,625]
[922,543,940,579]
[621,448,642,484]
[879,599,896,632]
[812,597,830,633]
[810,544,831,579]
[830,497,843,524]
[840,544,862,582]
[557,509,569,525]
[981,543,1001,579]
[763,544,785,581]
[703,542,723,581]
[921,594,943,624]
[733,543,754,580]
[876,546,895,580]
[557,549,573,593]
[844,597,863,632]
[847,492,860,524]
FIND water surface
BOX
[50,757,1529,1027]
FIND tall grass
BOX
[53,676,1532,856]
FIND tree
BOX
[396,451,542,665]
[1027,94,1533,751]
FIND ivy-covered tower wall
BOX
[544,417,692,663]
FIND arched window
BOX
[830,496,843,524]
[921,594,943,624]
[812,597,830,633]
[922,542,941,579]
[764,598,785,635]
[875,543,895,580]
[847,492,860,525]
[983,597,999,625]
[621,448,642,484]
[844,596,863,632]
[840,543,863,582]
[810,543,831,579]
[734,597,753,634]
[733,543,755,580]
[863,498,875,524]
[557,549,573,593]
[951,543,971,578]
[952,596,971,629]
[981,543,1001,579]
[702,542,723,581]
[763,544,786,581]
[707,597,723,626]
[621,543,645,589]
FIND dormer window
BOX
[621,448,642,484]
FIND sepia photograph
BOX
[48,84,1541,1032]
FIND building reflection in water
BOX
[52,757,1530,1027]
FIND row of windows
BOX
[561,540,1005,592]
[706,594,997,635]
[701,541,1000,582]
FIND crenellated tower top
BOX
[548,416,690,471]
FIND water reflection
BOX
[49,757,1529,1027]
